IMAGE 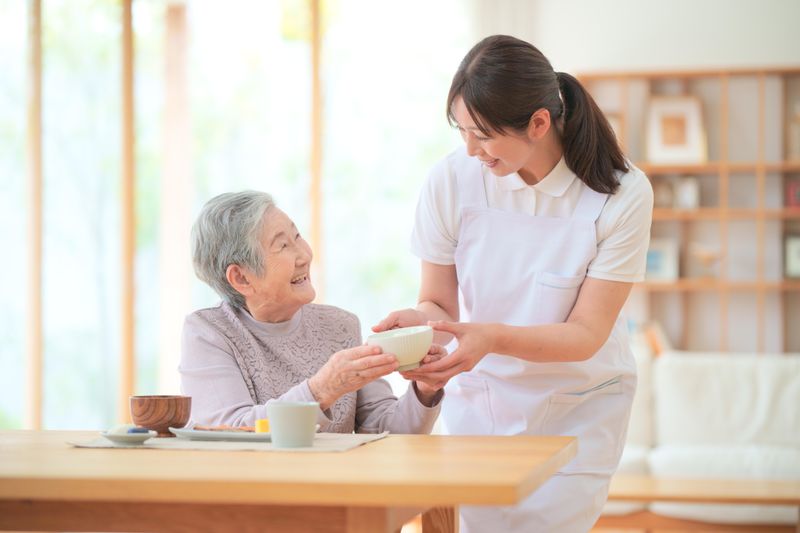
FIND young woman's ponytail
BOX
[557,72,626,194]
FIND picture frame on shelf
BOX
[646,238,679,282]
[646,96,707,164]
[786,235,800,279]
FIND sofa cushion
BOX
[653,352,800,446]
[618,444,650,475]
[648,444,800,524]
[601,444,649,516]
[625,330,653,448]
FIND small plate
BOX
[169,427,271,442]
[101,430,157,446]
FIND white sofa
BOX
[602,326,800,525]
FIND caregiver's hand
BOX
[371,308,427,332]
[401,321,496,387]
[308,345,399,410]
[404,344,449,394]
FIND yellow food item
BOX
[255,418,270,433]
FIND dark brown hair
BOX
[447,35,627,194]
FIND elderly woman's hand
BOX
[308,345,399,410]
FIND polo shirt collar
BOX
[494,157,576,197]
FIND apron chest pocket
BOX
[533,272,585,324]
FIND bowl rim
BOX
[366,325,432,341]
[101,430,157,443]
[129,395,191,400]
[267,401,320,408]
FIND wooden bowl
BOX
[129,395,191,438]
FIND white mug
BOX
[266,401,318,448]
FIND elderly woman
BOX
[180,191,444,433]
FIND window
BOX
[3,0,472,428]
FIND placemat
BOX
[68,431,388,452]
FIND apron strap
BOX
[455,155,488,210]
[573,185,609,223]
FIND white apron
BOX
[442,158,636,533]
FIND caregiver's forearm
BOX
[417,300,457,345]
[492,320,609,363]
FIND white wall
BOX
[473,0,800,73]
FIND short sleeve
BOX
[587,168,654,282]
[410,156,460,265]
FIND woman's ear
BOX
[526,108,552,141]
[226,264,253,297]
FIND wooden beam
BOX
[579,67,800,81]
[120,0,136,423]
[309,0,324,302]
[25,0,43,430]
[594,510,794,532]
[0,500,348,533]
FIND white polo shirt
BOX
[411,147,654,282]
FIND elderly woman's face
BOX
[250,208,315,314]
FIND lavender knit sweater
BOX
[179,301,441,434]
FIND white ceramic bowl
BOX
[366,325,433,371]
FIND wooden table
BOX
[0,430,576,533]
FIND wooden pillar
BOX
[25,0,43,430]
[781,76,789,352]
[719,74,730,351]
[309,0,324,302]
[756,73,766,352]
[119,0,136,423]
[618,77,628,149]
[159,1,191,394]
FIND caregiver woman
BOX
[373,35,653,532]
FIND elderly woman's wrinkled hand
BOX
[308,345,400,410]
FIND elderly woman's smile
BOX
[241,207,317,322]
[291,274,309,285]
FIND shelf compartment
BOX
[639,161,800,175]
[652,208,800,220]
[638,280,800,291]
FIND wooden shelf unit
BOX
[580,67,800,352]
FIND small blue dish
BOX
[101,429,157,446]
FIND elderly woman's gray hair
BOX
[191,191,275,308]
